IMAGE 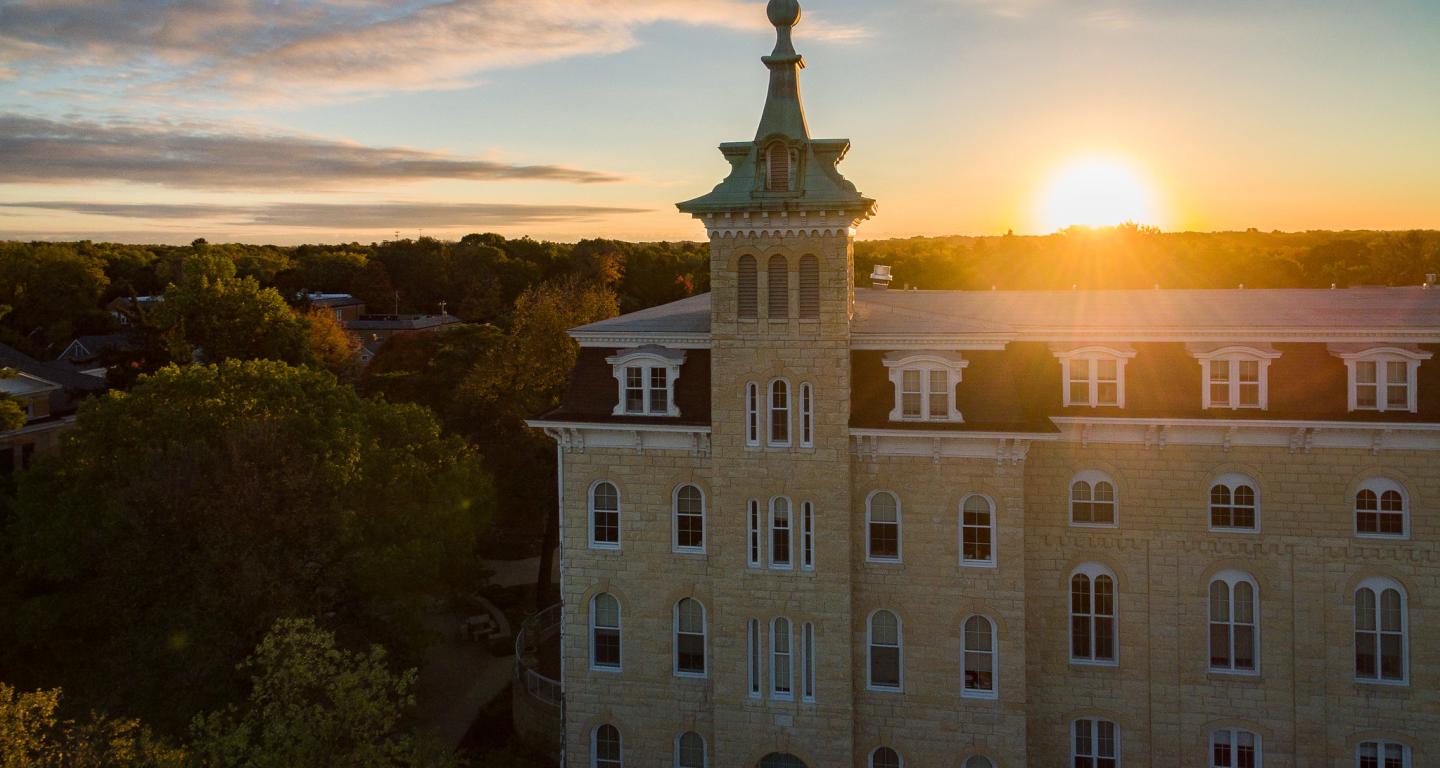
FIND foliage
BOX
[0,683,183,767]
[0,243,111,357]
[188,619,457,768]
[0,398,22,433]
[151,261,311,367]
[302,308,361,380]
[1,361,495,731]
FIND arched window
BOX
[962,615,997,698]
[673,485,705,553]
[676,732,706,768]
[1071,471,1118,527]
[1210,475,1259,531]
[759,755,807,768]
[738,255,758,321]
[1209,571,1258,674]
[799,255,820,319]
[869,747,902,768]
[770,497,793,569]
[1358,740,1411,767]
[768,255,790,319]
[964,758,995,768]
[866,491,901,562]
[674,598,706,677]
[765,141,793,192]
[745,382,761,447]
[961,494,996,566]
[771,617,793,699]
[1210,728,1260,768]
[747,499,762,568]
[801,621,816,702]
[1355,479,1408,538]
[867,609,902,691]
[769,379,791,447]
[801,501,815,571]
[590,593,621,671]
[1071,564,1117,663]
[1355,577,1407,684]
[799,382,814,448]
[589,482,620,549]
[593,724,622,768]
[747,618,762,698]
[1072,718,1118,768]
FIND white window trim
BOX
[961,613,999,700]
[801,621,817,703]
[1209,473,1261,533]
[769,496,794,570]
[801,501,815,571]
[883,352,968,423]
[768,378,792,448]
[1354,477,1411,540]
[770,617,794,700]
[1070,563,1120,666]
[1334,346,1431,414]
[591,725,622,768]
[868,747,904,768]
[589,594,622,673]
[1069,470,1120,529]
[959,493,998,568]
[1054,345,1136,408]
[1071,718,1120,767]
[866,609,904,692]
[799,382,815,448]
[1356,740,1412,768]
[1210,728,1262,768]
[1354,576,1409,686]
[607,347,685,417]
[1192,346,1281,411]
[747,499,763,569]
[588,481,621,550]
[1208,570,1261,676]
[746,618,762,699]
[671,484,706,555]
[745,382,761,448]
[674,732,707,768]
[865,490,903,564]
[673,599,707,679]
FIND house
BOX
[55,332,142,379]
[343,312,465,364]
[302,292,367,322]
[529,3,1440,767]
[1,343,108,475]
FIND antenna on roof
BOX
[869,265,893,290]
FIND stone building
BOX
[531,3,1439,766]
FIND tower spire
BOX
[756,0,809,142]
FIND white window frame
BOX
[673,598,707,679]
[1070,563,1119,666]
[882,352,968,423]
[592,724,623,768]
[1334,346,1431,413]
[1356,740,1412,768]
[1191,345,1281,410]
[1354,478,1410,540]
[746,618,762,698]
[768,378,792,448]
[961,614,998,700]
[589,593,622,672]
[960,493,997,568]
[1210,728,1261,768]
[1208,570,1260,676]
[745,382,761,448]
[607,347,685,417]
[675,732,707,768]
[672,484,706,554]
[799,382,814,448]
[801,501,815,571]
[1209,474,1260,533]
[1071,718,1119,768]
[1354,577,1409,686]
[865,491,902,564]
[1053,345,1136,408]
[747,499,763,568]
[769,497,793,570]
[1069,470,1119,528]
[868,747,904,768]
[770,617,793,700]
[588,481,621,550]
[866,609,904,692]
[801,621,816,702]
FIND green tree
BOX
[188,619,456,768]
[302,309,361,380]
[153,267,310,366]
[0,243,111,357]
[0,683,183,767]
[0,368,23,432]
[3,361,494,730]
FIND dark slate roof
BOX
[345,315,464,332]
[57,332,141,362]
[571,294,711,338]
[541,348,711,427]
[1,342,108,419]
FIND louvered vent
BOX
[738,255,758,320]
[767,142,791,192]
[798,255,819,319]
[768,255,790,319]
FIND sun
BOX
[1038,157,1158,232]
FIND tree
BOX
[302,309,361,380]
[188,619,457,768]
[0,368,23,432]
[0,243,111,357]
[0,683,183,767]
[152,268,311,366]
[3,361,494,730]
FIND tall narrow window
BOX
[801,502,815,571]
[965,759,995,768]
[770,497,792,569]
[1210,476,1259,531]
[1210,729,1260,768]
[1355,479,1408,538]
[590,594,621,671]
[765,142,792,192]
[1358,741,1411,768]
[745,382,761,447]
[962,615,997,698]
[769,379,791,447]
[747,619,762,698]
[1209,572,1258,674]
[590,482,620,549]
[1072,719,1118,768]
[801,622,816,702]
[674,598,706,677]
[748,500,762,568]
[1071,565,1117,663]
[771,617,793,699]
[593,724,622,768]
[798,255,820,319]
[1070,472,1117,527]
[866,491,901,562]
[1355,578,1407,684]
[869,748,902,768]
[673,485,705,553]
[961,494,996,566]
[676,732,706,768]
[867,610,902,691]
[799,383,814,448]
[738,255,758,320]
[768,255,790,320]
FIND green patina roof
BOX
[677,0,875,217]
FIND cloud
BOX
[0,200,651,228]
[0,114,623,190]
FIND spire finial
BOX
[767,0,801,58]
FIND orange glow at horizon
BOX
[1035,157,1164,233]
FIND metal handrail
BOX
[514,603,563,707]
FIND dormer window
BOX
[1331,345,1432,414]
[607,346,685,418]
[763,141,799,192]
[883,352,967,423]
[1190,344,1282,410]
[1052,345,1136,408]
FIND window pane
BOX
[1357,361,1378,384]
[871,646,900,688]
[1096,382,1118,406]
[1097,359,1117,380]
[679,733,705,768]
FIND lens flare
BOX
[1039,158,1158,231]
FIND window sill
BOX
[1207,669,1262,682]
[673,671,708,680]
[960,560,998,570]
[588,543,622,552]
[672,548,707,557]
[865,685,903,695]
[865,557,903,567]
[1209,527,1261,535]
[961,690,999,701]
[1354,678,1410,690]
[1069,522,1119,530]
[1355,533,1410,542]
[1069,659,1119,669]
[589,665,622,674]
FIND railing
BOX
[514,603,563,707]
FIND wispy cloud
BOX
[0,114,623,190]
[0,200,651,228]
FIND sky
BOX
[0,0,1437,245]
